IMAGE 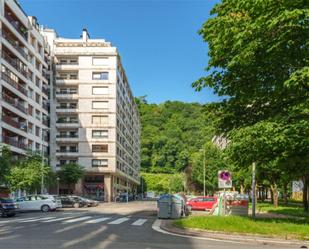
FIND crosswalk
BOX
[0,215,150,227]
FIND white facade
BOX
[42,29,141,201]
[0,0,50,158]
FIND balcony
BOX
[1,71,27,96]
[43,102,49,111]
[2,135,27,150]
[2,30,28,59]
[2,49,28,79]
[56,134,78,138]
[2,93,27,114]
[4,11,28,40]
[2,115,27,132]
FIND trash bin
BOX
[170,195,183,219]
[157,194,184,219]
[157,194,172,219]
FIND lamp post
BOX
[203,146,206,196]
[56,177,60,195]
[41,146,45,194]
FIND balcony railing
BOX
[43,102,49,111]
[56,119,78,124]
[2,50,28,78]
[2,115,27,132]
[56,105,78,109]
[42,87,49,96]
[1,71,27,96]
[2,32,28,59]
[56,149,78,153]
[56,91,78,95]
[2,93,27,114]
[56,134,78,138]
[2,135,27,149]
[5,13,28,40]
[43,119,49,126]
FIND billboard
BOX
[218,170,232,188]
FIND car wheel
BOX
[41,205,50,212]
[73,203,79,208]
[187,205,192,212]
[0,209,5,218]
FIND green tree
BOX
[7,152,52,193]
[57,163,85,190]
[0,145,12,185]
[169,173,185,193]
[194,0,309,210]
[191,142,228,194]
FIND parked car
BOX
[15,195,59,212]
[186,196,218,211]
[0,198,18,217]
[59,196,86,208]
[116,193,134,202]
[77,197,99,207]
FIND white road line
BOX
[63,216,92,223]
[108,217,130,225]
[0,217,39,223]
[42,217,74,223]
[85,217,110,224]
[131,218,147,226]
[20,217,55,223]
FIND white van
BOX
[16,195,60,212]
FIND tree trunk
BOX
[283,182,288,206]
[270,184,278,208]
[240,184,244,194]
[303,176,309,213]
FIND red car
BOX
[186,196,217,211]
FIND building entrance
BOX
[83,175,104,201]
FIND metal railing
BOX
[5,13,28,40]
[2,50,28,78]
[2,93,27,113]
[1,71,27,96]
[1,31,28,59]
[2,135,27,149]
[2,115,27,131]
[56,134,78,138]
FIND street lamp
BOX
[41,128,50,194]
[56,177,60,195]
[203,146,206,196]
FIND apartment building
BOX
[42,29,141,202]
[0,0,50,160]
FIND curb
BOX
[153,219,309,247]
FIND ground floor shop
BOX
[59,173,139,202]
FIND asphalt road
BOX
[0,205,304,249]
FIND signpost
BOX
[218,170,232,189]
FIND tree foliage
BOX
[136,98,217,173]
[194,0,309,209]
[0,146,12,185]
[57,163,85,187]
[7,152,53,192]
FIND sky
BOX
[19,0,220,104]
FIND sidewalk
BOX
[159,219,309,247]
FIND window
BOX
[92,101,108,109]
[92,86,108,95]
[92,57,109,66]
[35,93,40,104]
[92,72,108,80]
[92,144,108,152]
[92,115,108,125]
[28,88,34,99]
[92,130,108,138]
[35,126,40,137]
[92,159,108,167]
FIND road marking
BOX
[108,217,130,224]
[63,216,92,223]
[20,217,55,223]
[85,217,110,224]
[0,217,39,223]
[42,217,74,223]
[131,218,147,226]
